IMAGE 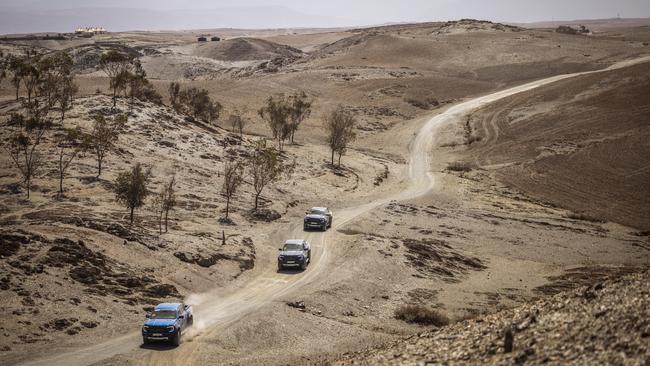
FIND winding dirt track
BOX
[18,55,650,366]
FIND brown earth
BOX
[457,62,650,230]
[0,18,649,366]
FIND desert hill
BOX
[192,37,303,61]
[457,61,650,230]
[332,270,650,365]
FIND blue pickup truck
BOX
[142,302,193,346]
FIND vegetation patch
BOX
[394,304,449,326]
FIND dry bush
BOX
[394,305,449,326]
[405,97,439,110]
[446,161,473,172]
[566,212,604,223]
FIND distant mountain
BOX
[0,5,359,34]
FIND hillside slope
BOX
[458,62,650,230]
[333,270,650,365]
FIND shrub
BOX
[394,305,449,326]
[566,212,604,223]
[446,161,473,172]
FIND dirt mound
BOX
[436,19,525,35]
[67,43,141,73]
[192,37,303,61]
[333,270,650,365]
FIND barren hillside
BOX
[457,62,650,230]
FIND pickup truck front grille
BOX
[146,326,173,333]
[283,255,302,261]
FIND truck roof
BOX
[155,303,181,310]
[285,239,305,245]
[311,207,327,211]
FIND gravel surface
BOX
[333,270,650,365]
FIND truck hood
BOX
[279,250,305,256]
[305,214,326,220]
[144,318,177,327]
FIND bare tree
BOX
[258,94,291,151]
[221,160,244,220]
[87,114,126,178]
[227,107,248,137]
[0,51,7,86]
[326,106,357,167]
[168,82,181,110]
[247,140,294,210]
[8,55,26,101]
[38,52,74,108]
[99,50,133,108]
[56,76,78,122]
[56,127,85,198]
[113,162,152,225]
[22,59,41,104]
[153,175,176,234]
[3,102,52,198]
[288,91,312,144]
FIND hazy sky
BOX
[1,0,649,33]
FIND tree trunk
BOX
[112,87,117,108]
[330,149,335,165]
[158,211,163,235]
[26,177,30,199]
[225,197,230,219]
[15,85,19,101]
[61,107,65,123]
[338,152,342,167]
[222,230,226,245]
[97,156,102,178]
[58,150,64,198]
[129,206,134,225]
[254,191,261,210]
[164,210,169,233]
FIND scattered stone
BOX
[287,300,306,309]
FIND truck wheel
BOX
[188,315,194,326]
[322,225,327,231]
[142,337,150,345]
[172,330,181,346]
[300,262,307,270]
[278,263,283,271]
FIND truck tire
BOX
[172,330,181,346]
[278,263,283,271]
[322,224,327,231]
[300,261,306,270]
[142,336,150,345]
[188,315,194,326]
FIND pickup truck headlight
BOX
[143,326,150,332]
[278,255,284,260]
[167,326,176,332]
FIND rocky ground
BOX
[332,270,650,365]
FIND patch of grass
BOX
[446,161,473,172]
[394,304,449,326]
[405,97,439,110]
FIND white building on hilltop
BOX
[75,27,106,35]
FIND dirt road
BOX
[17,55,650,366]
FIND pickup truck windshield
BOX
[151,310,177,319]
[283,243,303,251]
[310,209,326,215]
